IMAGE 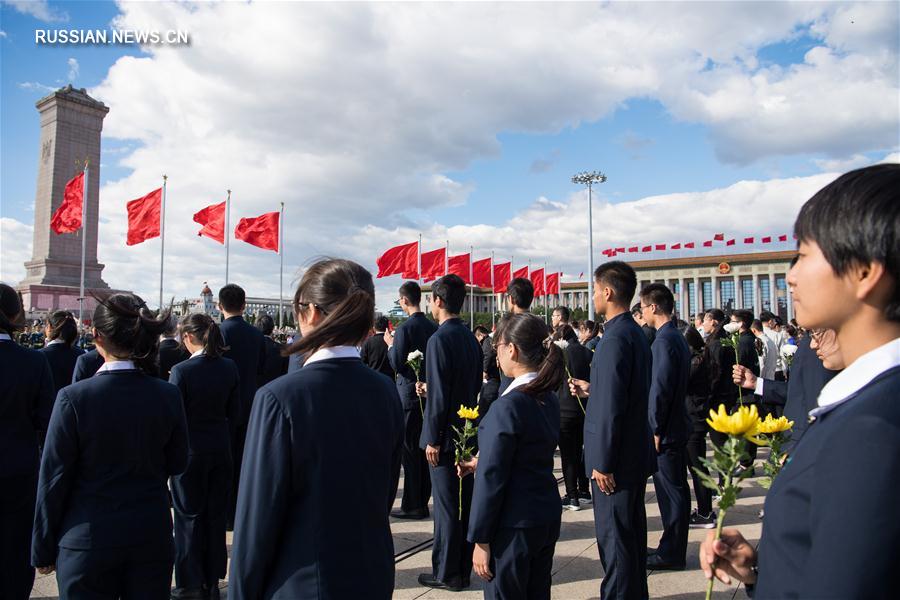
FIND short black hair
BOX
[256,314,275,336]
[432,274,467,314]
[759,310,776,323]
[794,164,900,321]
[374,316,390,332]
[399,281,422,306]
[732,309,753,330]
[474,325,490,336]
[553,306,570,322]
[218,284,246,313]
[507,277,534,310]
[704,308,726,323]
[751,319,764,332]
[640,283,675,315]
[631,302,642,317]
[594,261,637,304]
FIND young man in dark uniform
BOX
[417,274,483,591]
[386,281,438,519]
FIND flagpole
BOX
[544,261,548,325]
[225,190,232,285]
[469,245,474,330]
[491,250,495,329]
[508,255,513,315]
[78,160,89,331]
[159,175,167,310]
[418,233,422,282]
[279,202,284,329]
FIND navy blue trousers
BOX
[429,451,474,583]
[484,522,560,600]
[652,446,690,564]
[1,473,37,600]
[228,422,248,529]
[171,451,232,591]
[56,541,174,599]
[400,408,431,512]
[592,478,648,600]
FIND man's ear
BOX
[851,260,891,306]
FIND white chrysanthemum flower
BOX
[723,322,742,334]
[407,350,424,362]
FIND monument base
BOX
[17,283,129,322]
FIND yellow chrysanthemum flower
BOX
[758,414,794,434]
[707,404,764,445]
[457,405,479,421]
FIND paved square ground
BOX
[31,452,764,599]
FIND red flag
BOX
[761,236,772,244]
[472,257,492,288]
[684,242,695,249]
[50,172,85,234]
[671,243,681,250]
[744,237,754,244]
[602,249,613,257]
[616,247,625,253]
[530,268,545,297]
[778,234,788,242]
[126,188,162,246]
[513,266,529,279]
[193,201,226,244]
[703,240,713,247]
[545,272,560,295]
[376,241,418,278]
[642,246,652,253]
[714,233,725,241]
[726,239,736,246]
[420,247,446,280]
[493,262,511,293]
[655,244,666,251]
[235,211,279,253]
[448,253,471,283]
[628,246,639,253]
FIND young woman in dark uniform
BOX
[31,293,189,597]
[39,310,84,397]
[169,313,240,600]
[0,283,54,600]
[462,312,563,599]
[229,259,404,600]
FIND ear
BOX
[851,260,890,304]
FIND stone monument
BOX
[17,85,112,316]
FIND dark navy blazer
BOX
[158,337,189,381]
[468,388,561,543]
[259,336,289,387]
[648,321,692,447]
[583,312,654,483]
[559,341,592,421]
[219,316,266,425]
[229,356,404,599]
[169,355,241,456]
[388,312,438,410]
[31,369,189,566]
[756,365,900,598]
[419,318,483,452]
[40,343,84,397]
[0,340,54,478]
[71,348,104,383]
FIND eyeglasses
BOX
[493,341,510,351]
[640,303,654,310]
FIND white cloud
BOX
[0,30,8,38]
[813,153,872,172]
[67,58,79,82]
[7,1,893,311]
[18,81,55,93]
[0,218,33,283]
[3,0,68,23]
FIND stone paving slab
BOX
[31,455,766,599]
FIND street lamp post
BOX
[571,170,607,321]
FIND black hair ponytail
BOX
[179,313,228,358]
[495,313,565,399]
[47,310,78,346]
[92,293,170,375]
[0,283,25,335]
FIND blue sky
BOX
[1,1,897,308]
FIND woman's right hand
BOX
[569,378,590,398]
[456,456,478,478]
[700,528,758,586]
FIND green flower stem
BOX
[706,508,729,600]
[706,436,740,600]
[565,364,585,415]
[413,366,424,418]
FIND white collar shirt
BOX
[304,345,360,367]
[502,372,538,396]
[810,337,900,419]
[96,360,136,374]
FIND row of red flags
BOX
[599,232,791,257]
[376,242,562,296]
[49,172,280,252]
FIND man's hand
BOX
[592,469,616,495]
[36,565,55,575]
[457,456,478,478]
[700,528,758,586]
[733,365,757,390]
[426,444,440,467]
[569,378,590,399]
[654,435,661,453]
[473,543,493,581]
[382,330,394,348]
[415,381,427,397]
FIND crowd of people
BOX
[1,164,897,599]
